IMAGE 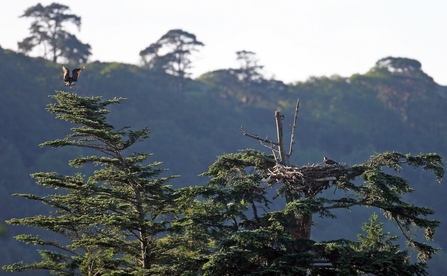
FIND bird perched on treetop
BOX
[62,65,84,88]
[323,156,338,165]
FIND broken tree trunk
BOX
[242,100,349,240]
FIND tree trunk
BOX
[275,110,312,240]
[135,190,151,269]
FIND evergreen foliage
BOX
[1,49,447,274]
[177,149,443,275]
[3,92,179,275]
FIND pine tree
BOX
[178,100,444,275]
[18,3,91,63]
[186,149,442,275]
[3,91,180,275]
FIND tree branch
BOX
[241,127,279,146]
[288,99,300,158]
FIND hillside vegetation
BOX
[1,48,446,274]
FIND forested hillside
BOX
[1,47,446,274]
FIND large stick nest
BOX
[266,163,349,196]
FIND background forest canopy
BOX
[1,2,447,275]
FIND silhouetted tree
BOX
[140,29,204,94]
[18,3,91,64]
[198,51,287,106]
[140,29,204,78]
[235,50,264,83]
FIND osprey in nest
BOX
[323,156,338,165]
[62,65,84,88]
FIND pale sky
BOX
[2,0,447,85]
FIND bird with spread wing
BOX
[62,65,84,88]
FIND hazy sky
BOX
[2,0,447,84]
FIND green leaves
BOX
[46,92,124,128]
[4,89,444,274]
[365,151,445,182]
[406,153,444,182]
[4,91,180,274]
[192,149,444,274]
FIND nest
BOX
[265,163,348,196]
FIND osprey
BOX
[323,156,337,165]
[62,65,84,88]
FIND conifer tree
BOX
[3,91,180,275]
[179,149,443,275]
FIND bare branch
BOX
[288,99,300,158]
[259,141,278,152]
[241,126,279,145]
[275,111,287,165]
